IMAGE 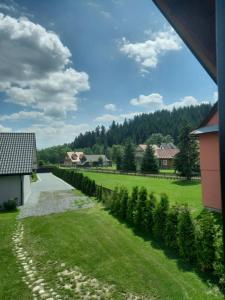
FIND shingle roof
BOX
[155,148,179,159]
[80,155,109,164]
[0,133,37,175]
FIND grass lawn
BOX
[81,171,203,215]
[0,212,32,300]
[159,169,175,174]
[21,205,222,299]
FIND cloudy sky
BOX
[0,0,217,148]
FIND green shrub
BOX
[133,187,147,228]
[118,187,129,219]
[177,206,196,264]
[213,227,225,291]
[195,210,216,272]
[3,198,17,211]
[111,187,119,213]
[143,192,157,233]
[165,204,180,250]
[127,186,138,224]
[153,193,169,241]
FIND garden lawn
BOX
[0,212,32,300]
[82,171,202,215]
[22,205,222,299]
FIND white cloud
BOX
[130,93,206,111]
[20,122,90,149]
[0,13,90,118]
[130,93,163,109]
[119,29,182,72]
[0,124,12,132]
[104,103,117,111]
[213,91,218,103]
[94,112,141,124]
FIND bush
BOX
[133,187,147,228]
[195,210,216,272]
[177,206,196,264]
[165,205,180,250]
[118,187,129,219]
[3,198,17,211]
[127,186,138,224]
[143,192,157,233]
[153,193,169,241]
[213,227,225,291]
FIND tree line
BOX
[72,104,211,148]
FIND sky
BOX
[0,0,217,149]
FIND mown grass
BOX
[82,171,202,215]
[22,205,222,299]
[0,212,32,300]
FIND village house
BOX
[136,143,179,170]
[64,151,84,167]
[0,133,37,208]
[64,152,111,168]
[192,103,220,211]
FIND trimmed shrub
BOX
[177,206,196,264]
[165,204,180,250]
[118,187,129,219]
[213,227,225,291]
[127,186,138,224]
[195,210,216,272]
[133,187,147,228]
[143,192,157,233]
[153,193,169,241]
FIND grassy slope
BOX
[22,205,222,299]
[0,212,32,300]
[82,171,202,214]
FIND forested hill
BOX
[73,104,212,148]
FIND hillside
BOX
[73,104,212,148]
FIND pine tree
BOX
[122,140,136,172]
[141,144,159,173]
[174,122,199,179]
[133,187,147,228]
[165,205,180,250]
[143,192,157,233]
[153,193,169,241]
[116,150,123,170]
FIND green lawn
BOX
[82,171,202,214]
[21,205,222,299]
[0,212,32,300]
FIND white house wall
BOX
[23,175,31,204]
[0,175,22,207]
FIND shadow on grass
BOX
[172,180,200,187]
[103,206,221,293]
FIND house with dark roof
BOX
[136,143,179,170]
[192,103,220,211]
[64,152,111,168]
[0,133,37,208]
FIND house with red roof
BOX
[136,143,179,170]
[192,103,220,211]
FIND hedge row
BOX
[52,167,97,197]
[52,168,225,291]
[101,185,225,291]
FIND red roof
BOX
[155,149,179,159]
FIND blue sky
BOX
[0,0,217,148]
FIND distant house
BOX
[64,152,111,168]
[0,133,37,208]
[191,103,220,211]
[79,155,111,167]
[64,152,84,167]
[136,143,179,170]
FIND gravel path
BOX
[18,173,94,219]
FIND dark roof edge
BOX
[199,102,218,127]
[0,172,33,177]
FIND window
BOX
[162,159,168,166]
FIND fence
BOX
[68,167,201,181]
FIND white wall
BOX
[0,175,21,207]
[23,175,31,204]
